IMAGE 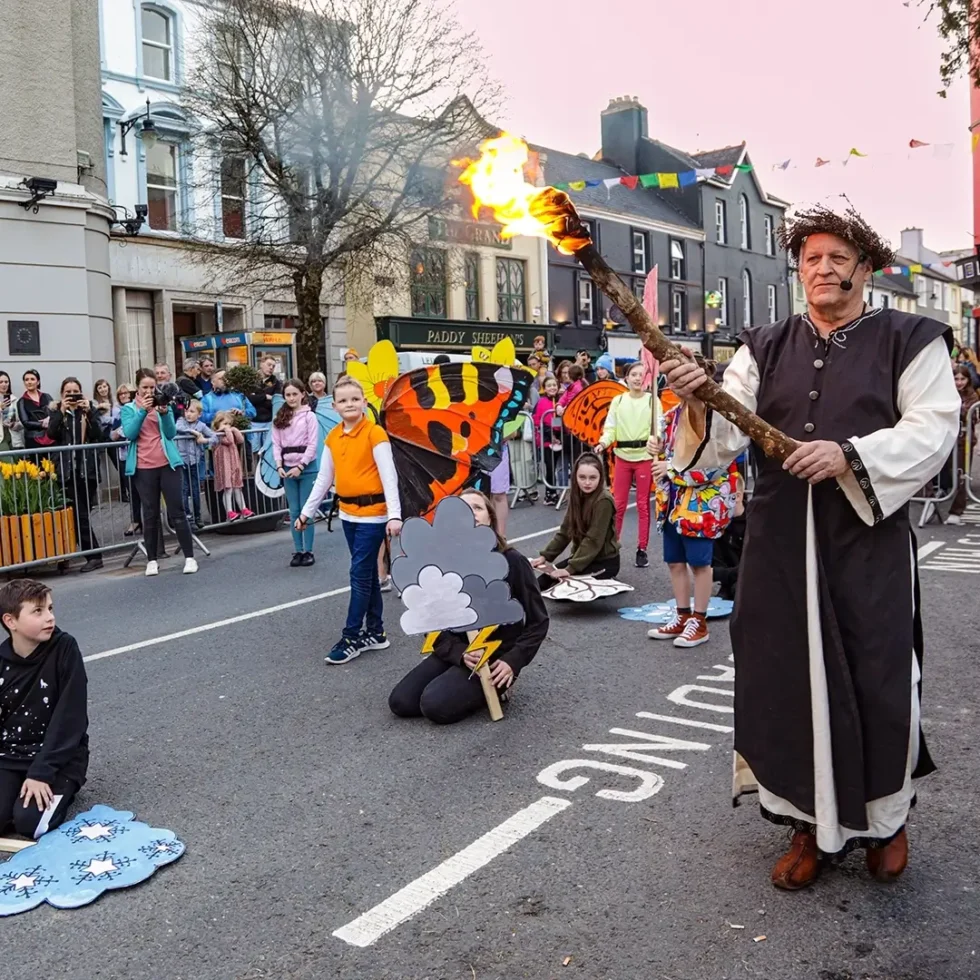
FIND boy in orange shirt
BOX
[297,377,402,664]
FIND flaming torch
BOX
[456,134,797,461]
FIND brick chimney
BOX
[600,95,648,175]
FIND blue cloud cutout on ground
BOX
[618,597,734,624]
[0,804,184,916]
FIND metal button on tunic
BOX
[814,359,825,369]
[809,390,819,400]
[804,422,815,433]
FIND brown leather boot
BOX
[771,830,821,890]
[866,829,908,882]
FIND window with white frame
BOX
[742,269,752,326]
[965,260,976,278]
[216,23,248,96]
[739,195,750,249]
[764,214,775,256]
[914,274,927,305]
[880,292,890,309]
[578,276,594,325]
[670,239,685,280]
[671,288,684,332]
[717,277,728,326]
[931,279,942,309]
[767,284,777,322]
[221,154,246,239]
[632,230,647,273]
[146,141,179,231]
[943,283,953,311]
[633,277,645,302]
[715,200,727,244]
[141,5,174,81]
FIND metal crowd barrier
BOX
[507,412,539,507]
[966,400,980,506]
[0,424,287,575]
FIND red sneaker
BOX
[673,613,709,648]
[227,510,240,521]
[240,508,255,518]
[647,611,690,640]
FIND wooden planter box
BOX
[0,508,77,567]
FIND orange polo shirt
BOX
[327,415,389,519]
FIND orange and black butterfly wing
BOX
[381,362,532,518]
[560,380,625,482]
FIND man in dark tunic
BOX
[662,206,959,890]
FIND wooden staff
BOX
[535,191,797,462]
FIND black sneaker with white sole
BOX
[635,548,649,568]
[358,630,391,652]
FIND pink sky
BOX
[455,0,973,255]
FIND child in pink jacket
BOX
[271,379,322,566]
[532,374,564,505]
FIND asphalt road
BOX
[2,499,979,980]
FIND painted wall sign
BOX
[427,215,512,250]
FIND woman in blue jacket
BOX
[200,370,256,425]
[121,369,197,577]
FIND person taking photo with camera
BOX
[47,378,107,573]
[121,369,197,577]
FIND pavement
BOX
[2,497,979,980]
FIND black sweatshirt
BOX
[432,549,550,674]
[0,628,89,786]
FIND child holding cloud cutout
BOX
[388,490,548,725]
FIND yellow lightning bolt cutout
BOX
[420,631,441,655]
[465,625,501,673]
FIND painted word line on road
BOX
[332,660,735,947]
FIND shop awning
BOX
[377,317,554,355]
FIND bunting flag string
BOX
[555,162,755,195]
[554,134,967,198]
[874,261,957,277]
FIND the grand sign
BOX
[427,216,512,250]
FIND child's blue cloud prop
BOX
[618,597,734,624]
[0,805,184,916]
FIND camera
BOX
[152,386,172,408]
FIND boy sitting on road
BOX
[0,580,88,839]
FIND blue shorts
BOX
[662,522,714,567]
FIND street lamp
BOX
[119,99,157,158]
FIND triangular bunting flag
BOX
[554,182,569,190]
[848,147,867,157]
[716,164,734,177]
[568,181,586,191]
[778,159,791,170]
[602,177,620,189]
[658,173,679,188]
[735,163,753,172]
[585,179,602,187]
[639,174,659,188]
[815,158,830,167]
[678,171,697,187]
[620,175,639,190]
[909,264,923,273]
[909,139,929,148]
[694,168,715,179]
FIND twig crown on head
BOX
[777,204,895,271]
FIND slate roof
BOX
[532,144,700,231]
[691,143,746,171]
[874,271,916,296]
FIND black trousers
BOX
[537,553,620,589]
[389,656,490,725]
[134,465,194,560]
[0,769,80,838]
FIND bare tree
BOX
[919,0,980,92]
[183,0,500,375]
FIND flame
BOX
[456,134,592,255]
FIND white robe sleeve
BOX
[372,440,402,521]
[837,337,960,526]
[672,344,758,471]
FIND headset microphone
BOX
[838,253,867,292]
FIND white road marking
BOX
[916,540,945,562]
[82,512,614,665]
[332,795,572,948]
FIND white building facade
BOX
[99,0,347,382]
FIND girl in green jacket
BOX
[532,452,620,587]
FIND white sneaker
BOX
[379,576,392,593]
[946,514,963,525]
[145,560,159,577]
[183,557,199,574]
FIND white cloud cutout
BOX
[399,565,479,634]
